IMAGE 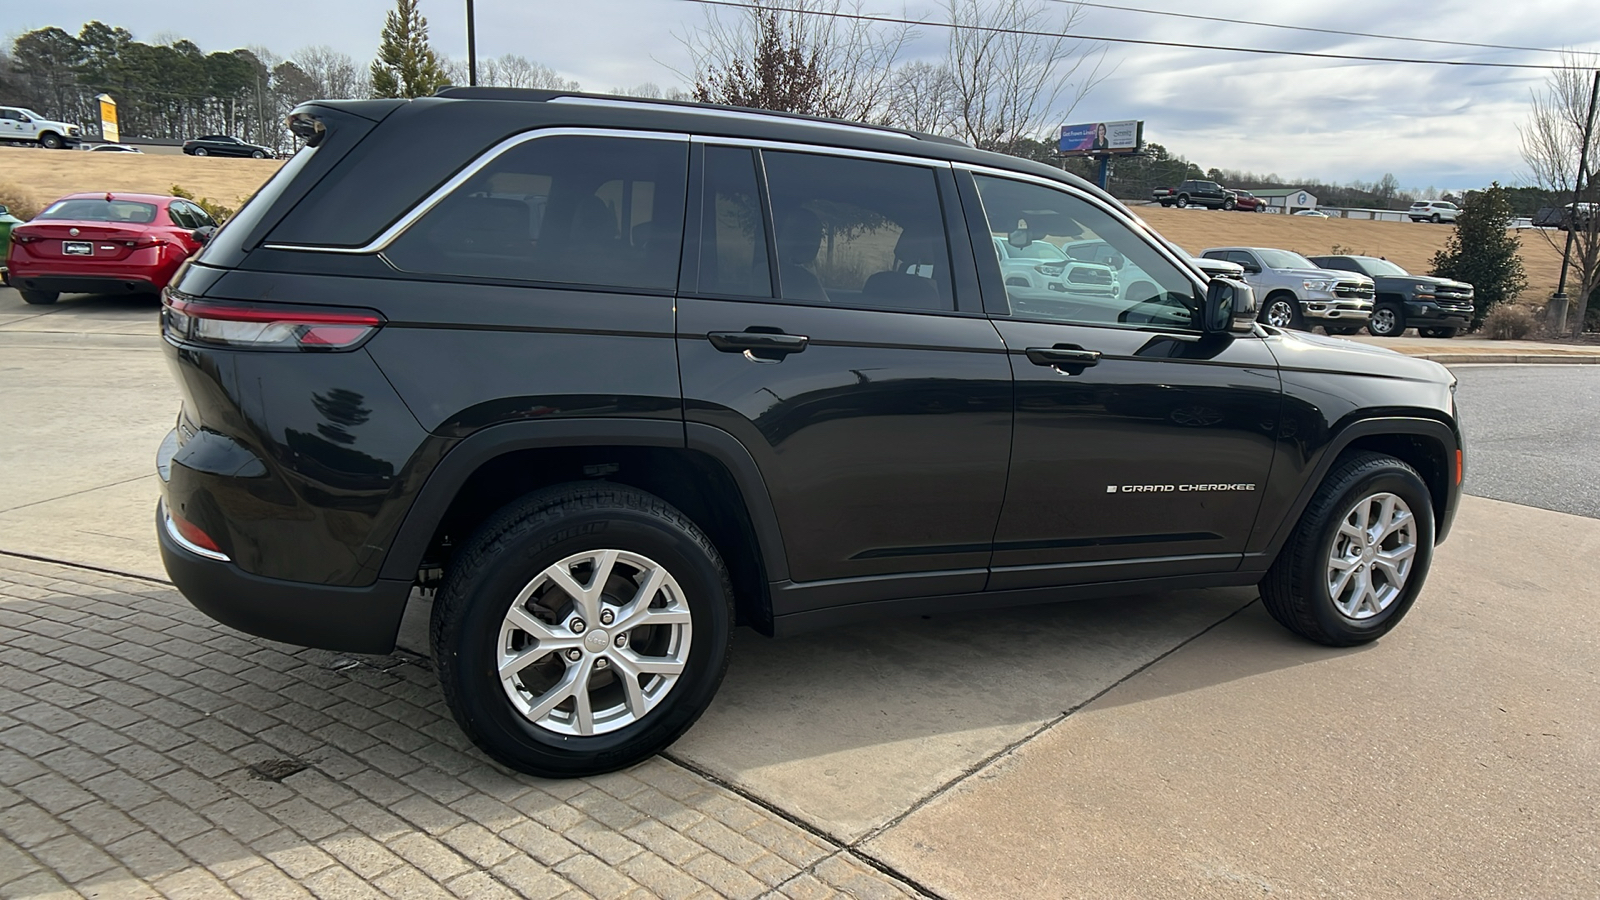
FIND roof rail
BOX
[433,87,965,146]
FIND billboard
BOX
[1058,120,1142,156]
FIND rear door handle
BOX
[708,331,809,360]
[1025,346,1101,370]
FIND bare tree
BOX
[1520,51,1600,333]
[482,54,579,90]
[943,0,1109,152]
[295,45,368,99]
[682,0,912,120]
[883,60,957,135]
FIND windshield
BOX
[1357,257,1409,277]
[1004,240,1067,261]
[37,199,157,224]
[1257,249,1316,269]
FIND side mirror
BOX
[191,226,216,245]
[0,205,8,216]
[1241,262,1261,275]
[1202,278,1257,334]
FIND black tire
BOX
[39,132,63,150]
[194,147,208,157]
[432,482,733,778]
[1324,325,1362,336]
[1258,293,1305,330]
[1367,303,1406,337]
[1260,452,1434,646]
[1223,197,1236,210]
[251,150,266,159]
[1175,194,1190,208]
[1418,327,1458,339]
[20,290,59,305]
[1430,213,1441,224]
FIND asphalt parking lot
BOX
[2,286,1598,899]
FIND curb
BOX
[1402,353,1600,365]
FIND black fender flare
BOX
[1251,415,1460,571]
[377,418,790,583]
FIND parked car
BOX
[1408,200,1459,224]
[157,90,1462,778]
[90,143,143,153]
[1228,190,1267,212]
[1531,202,1595,232]
[1292,209,1330,218]
[0,105,81,149]
[182,135,274,158]
[1201,246,1375,332]
[5,192,216,304]
[993,235,1119,300]
[1308,255,1473,338]
[1152,179,1232,209]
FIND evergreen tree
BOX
[1430,183,1528,330]
[370,0,448,100]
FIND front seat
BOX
[775,208,829,302]
[861,228,942,309]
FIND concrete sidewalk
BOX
[1342,332,1600,364]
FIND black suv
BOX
[1307,255,1474,338]
[157,89,1463,777]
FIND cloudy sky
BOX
[5,0,1596,192]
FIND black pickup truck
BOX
[1309,255,1474,338]
[1152,179,1234,209]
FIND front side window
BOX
[385,134,688,291]
[973,174,1199,329]
[762,151,953,312]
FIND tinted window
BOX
[974,174,1198,330]
[167,202,197,229]
[698,146,770,297]
[1256,249,1317,269]
[386,135,688,291]
[762,151,953,312]
[38,199,157,224]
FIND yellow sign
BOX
[96,93,119,143]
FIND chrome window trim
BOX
[262,127,690,255]
[691,135,951,169]
[551,96,918,142]
[954,162,1210,295]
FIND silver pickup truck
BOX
[1200,246,1374,332]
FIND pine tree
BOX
[370,0,448,99]
[1430,182,1527,330]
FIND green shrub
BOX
[1483,304,1536,340]
[169,184,237,224]
[1430,183,1527,330]
[0,183,44,220]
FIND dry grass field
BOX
[0,146,1566,302]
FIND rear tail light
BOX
[163,506,231,562]
[163,293,382,351]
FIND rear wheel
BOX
[20,290,59,305]
[1259,294,1305,330]
[1260,452,1433,646]
[1418,327,1457,338]
[1223,197,1236,210]
[1367,304,1406,336]
[1175,194,1190,208]
[432,483,733,778]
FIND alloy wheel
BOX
[1326,492,1417,620]
[496,549,692,737]
[1266,300,1297,328]
[1370,308,1398,335]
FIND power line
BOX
[1050,0,1571,56]
[677,0,1585,70]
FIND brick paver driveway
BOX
[0,555,922,900]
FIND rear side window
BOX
[762,151,953,312]
[699,146,771,297]
[386,135,688,292]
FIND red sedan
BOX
[5,192,216,305]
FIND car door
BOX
[960,170,1281,591]
[677,143,1012,614]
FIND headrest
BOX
[894,228,941,266]
[776,208,824,264]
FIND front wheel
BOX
[193,147,208,157]
[39,133,63,150]
[1418,327,1458,338]
[432,483,733,778]
[1367,304,1406,336]
[251,150,266,159]
[1259,295,1305,330]
[1430,213,1442,224]
[1260,452,1434,646]
[20,290,59,305]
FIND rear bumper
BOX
[8,273,161,295]
[157,500,413,654]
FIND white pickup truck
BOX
[0,106,82,149]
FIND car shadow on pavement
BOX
[0,287,161,322]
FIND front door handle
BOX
[708,330,809,361]
[1025,345,1101,372]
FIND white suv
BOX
[0,106,81,149]
[1408,200,1459,224]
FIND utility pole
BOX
[1552,68,1600,334]
[466,0,478,86]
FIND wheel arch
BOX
[379,419,787,635]
[1257,416,1460,569]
